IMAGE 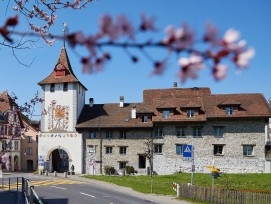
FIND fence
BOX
[0,177,43,204]
[174,183,271,204]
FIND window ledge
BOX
[214,154,224,156]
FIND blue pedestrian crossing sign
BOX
[183,145,193,158]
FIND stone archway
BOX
[50,148,70,173]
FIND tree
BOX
[1,0,255,83]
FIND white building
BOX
[38,47,87,174]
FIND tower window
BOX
[63,83,68,92]
[50,84,55,92]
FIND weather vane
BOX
[63,22,67,47]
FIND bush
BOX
[125,166,135,175]
[104,165,116,175]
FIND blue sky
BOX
[1,0,271,119]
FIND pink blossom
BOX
[99,14,116,39]
[81,57,94,74]
[234,48,255,68]
[213,64,228,81]
[177,54,205,83]
[1,154,10,170]
[223,28,240,45]
[150,58,168,76]
[140,13,156,32]
[85,34,99,56]
[163,23,194,49]
[115,15,135,40]
[95,53,111,71]
[204,22,219,46]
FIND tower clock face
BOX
[56,64,63,70]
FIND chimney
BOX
[89,98,94,107]
[173,82,178,88]
[131,107,136,119]
[120,96,124,108]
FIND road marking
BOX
[50,186,67,190]
[80,192,96,198]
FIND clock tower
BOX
[38,47,87,174]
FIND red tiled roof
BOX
[76,103,153,129]
[0,91,24,128]
[38,47,87,90]
[76,88,271,129]
[219,98,241,106]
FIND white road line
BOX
[50,186,67,190]
[80,192,96,198]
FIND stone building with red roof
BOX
[38,47,271,175]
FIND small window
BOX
[88,145,95,153]
[105,146,113,154]
[106,131,113,139]
[187,109,195,117]
[176,144,183,155]
[154,144,163,154]
[50,84,55,92]
[27,136,32,143]
[193,127,202,138]
[14,141,19,151]
[213,145,224,155]
[243,145,254,156]
[119,131,126,139]
[119,146,127,154]
[25,147,32,155]
[214,127,224,138]
[154,127,163,137]
[225,107,233,115]
[142,116,148,123]
[89,132,96,139]
[176,127,186,137]
[162,110,170,118]
[119,162,126,169]
[63,83,68,92]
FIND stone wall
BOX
[84,119,266,175]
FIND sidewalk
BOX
[37,172,194,204]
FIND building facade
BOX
[20,117,39,171]
[38,48,271,175]
[0,92,24,171]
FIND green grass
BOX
[82,173,271,195]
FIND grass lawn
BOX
[82,173,271,195]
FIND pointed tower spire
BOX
[38,47,87,90]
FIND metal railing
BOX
[22,178,43,204]
[0,177,43,204]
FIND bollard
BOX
[39,170,43,175]
[177,184,180,197]
[45,170,48,176]
[54,171,57,177]
[64,172,67,178]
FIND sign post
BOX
[183,145,194,185]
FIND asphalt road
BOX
[35,182,161,204]
[2,172,193,204]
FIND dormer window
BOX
[187,109,194,117]
[162,110,170,118]
[142,116,148,123]
[225,107,233,115]
[50,84,55,92]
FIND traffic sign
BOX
[183,145,193,158]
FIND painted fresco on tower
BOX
[47,100,69,131]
